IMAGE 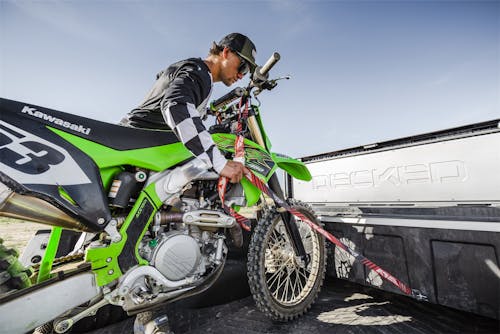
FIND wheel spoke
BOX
[290,270,299,301]
[279,268,293,302]
[249,205,325,310]
[266,259,290,287]
[268,267,285,292]
[297,266,310,281]
[279,230,316,302]
[295,269,305,297]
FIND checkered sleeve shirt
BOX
[160,63,228,173]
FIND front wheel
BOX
[247,200,326,321]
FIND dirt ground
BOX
[0,218,47,252]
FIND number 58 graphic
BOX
[0,129,65,175]
[0,121,91,186]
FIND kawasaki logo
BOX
[21,106,91,135]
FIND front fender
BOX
[271,152,312,181]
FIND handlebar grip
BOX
[258,52,280,77]
[210,87,245,110]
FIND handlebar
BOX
[209,52,282,112]
[258,52,280,77]
[252,52,280,83]
[210,87,246,111]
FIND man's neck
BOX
[204,56,220,83]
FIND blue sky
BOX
[1,0,498,158]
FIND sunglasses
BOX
[231,49,250,75]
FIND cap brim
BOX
[235,51,257,73]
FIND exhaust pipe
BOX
[0,182,92,232]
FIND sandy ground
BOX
[0,205,258,253]
[0,218,47,252]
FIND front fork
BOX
[267,174,309,266]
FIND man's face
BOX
[220,48,248,87]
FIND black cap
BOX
[218,33,257,72]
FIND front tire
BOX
[247,200,326,321]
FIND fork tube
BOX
[247,115,266,148]
[267,174,308,261]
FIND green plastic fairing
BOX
[213,133,275,206]
[86,183,163,286]
[271,152,312,181]
[48,127,193,171]
[213,133,311,206]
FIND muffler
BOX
[0,182,92,232]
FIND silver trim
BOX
[319,215,500,232]
[0,272,100,333]
[0,182,13,206]
[183,210,235,228]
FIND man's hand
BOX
[220,160,246,183]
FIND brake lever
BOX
[253,75,291,96]
[275,75,291,81]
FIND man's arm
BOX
[160,65,228,174]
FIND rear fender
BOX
[0,104,110,231]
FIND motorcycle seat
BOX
[84,123,180,151]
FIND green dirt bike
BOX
[0,53,326,333]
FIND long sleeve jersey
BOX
[122,58,227,173]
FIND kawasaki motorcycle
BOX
[0,53,326,333]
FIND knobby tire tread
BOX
[247,200,326,322]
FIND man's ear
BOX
[222,47,230,59]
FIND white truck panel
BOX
[293,132,500,205]
[289,120,500,319]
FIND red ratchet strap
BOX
[217,176,251,231]
[243,169,426,300]
[218,98,252,231]
[217,98,427,301]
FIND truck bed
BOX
[287,119,500,319]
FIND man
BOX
[121,33,257,184]
[123,33,257,334]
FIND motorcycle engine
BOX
[113,178,233,312]
[138,180,225,284]
[150,232,202,281]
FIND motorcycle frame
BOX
[24,102,312,287]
